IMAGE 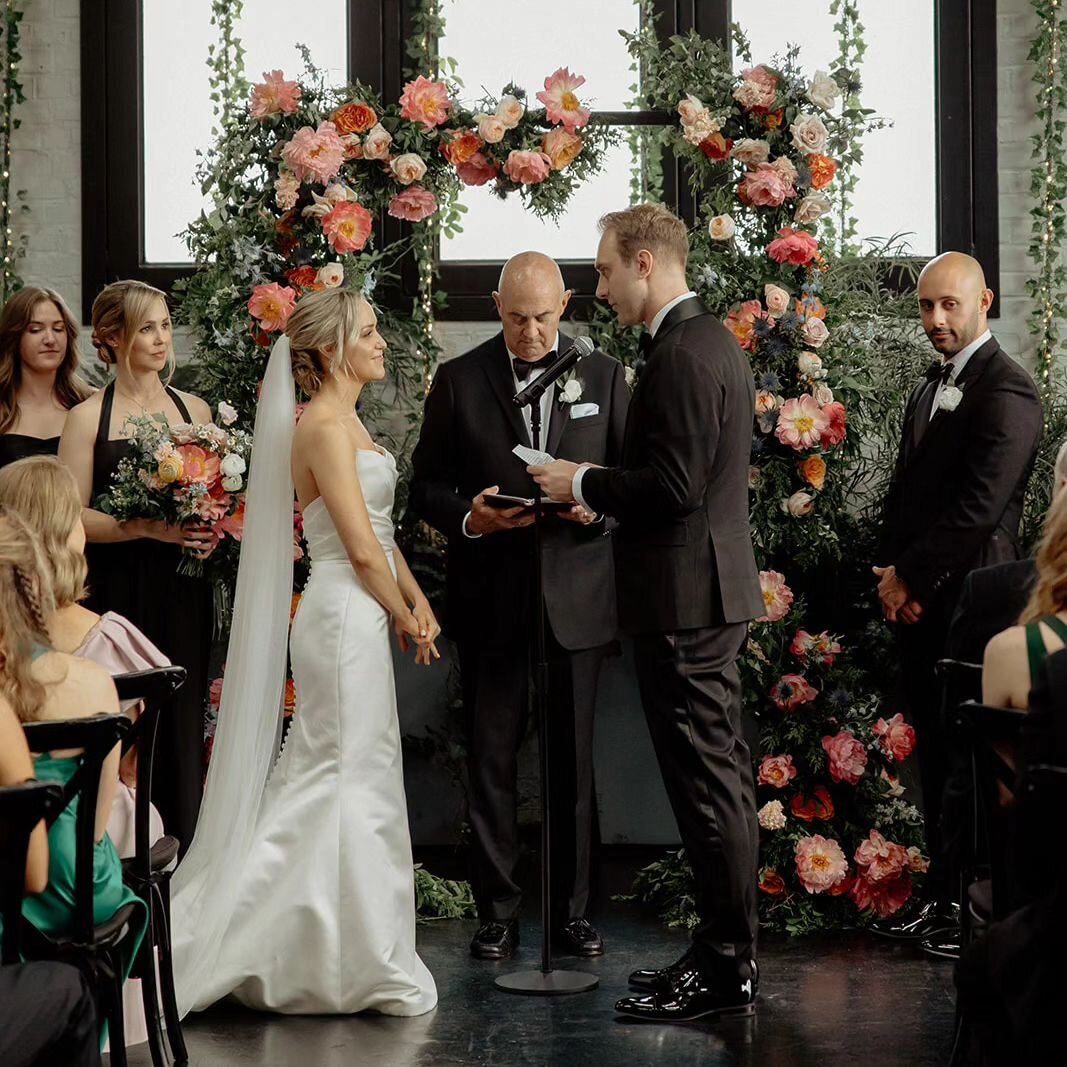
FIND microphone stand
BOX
[494,375,598,998]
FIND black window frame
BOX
[81,0,998,322]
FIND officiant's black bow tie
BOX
[512,350,558,382]
[924,360,954,385]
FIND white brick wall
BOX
[8,0,1044,369]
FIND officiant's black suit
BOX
[878,335,1042,899]
[410,329,629,926]
[579,296,764,977]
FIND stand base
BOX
[495,969,599,996]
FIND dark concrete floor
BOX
[113,859,958,1067]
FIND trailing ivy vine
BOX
[0,0,26,303]
[208,0,248,131]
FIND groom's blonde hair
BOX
[599,204,689,270]
[285,287,366,395]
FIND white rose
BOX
[220,453,246,477]
[496,94,525,129]
[216,401,238,426]
[316,262,345,289]
[938,384,963,412]
[782,490,814,518]
[797,351,824,378]
[808,70,841,111]
[476,113,507,144]
[222,474,244,492]
[624,366,637,388]
[790,114,829,155]
[362,123,393,160]
[390,152,427,185]
[708,214,735,241]
[794,193,832,224]
[677,94,706,125]
[813,384,835,405]
[800,317,830,349]
[731,138,771,166]
[758,799,787,830]
[561,378,583,404]
[764,284,791,317]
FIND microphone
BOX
[511,335,595,408]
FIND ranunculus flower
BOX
[280,122,346,185]
[247,282,297,333]
[331,102,377,134]
[542,127,584,170]
[801,317,830,349]
[249,70,302,120]
[790,628,841,665]
[795,193,832,224]
[822,729,868,785]
[316,262,345,288]
[536,67,591,132]
[221,474,243,492]
[322,201,374,253]
[790,114,830,155]
[797,351,824,378]
[808,70,841,111]
[790,785,835,822]
[456,151,499,187]
[220,453,246,477]
[708,214,735,240]
[495,94,524,128]
[807,154,838,190]
[399,74,452,130]
[855,829,910,883]
[387,185,438,223]
[274,169,300,211]
[782,490,814,518]
[770,673,818,711]
[759,868,787,896]
[764,284,791,316]
[699,132,733,160]
[362,123,393,160]
[176,445,221,486]
[819,401,847,447]
[441,128,484,164]
[767,227,820,266]
[758,754,797,791]
[157,454,183,484]
[738,163,795,207]
[873,713,917,762]
[475,113,506,143]
[799,455,827,491]
[503,149,552,185]
[795,834,848,894]
[734,65,778,111]
[758,799,787,830]
[757,570,793,623]
[731,138,771,166]
[390,152,427,185]
[216,401,238,427]
[776,394,829,450]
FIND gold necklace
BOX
[114,381,168,414]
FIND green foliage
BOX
[0,1,27,302]
[414,863,476,922]
[207,0,249,132]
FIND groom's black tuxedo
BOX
[410,329,629,925]
[580,296,763,979]
[878,334,1041,900]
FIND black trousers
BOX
[0,962,100,1067]
[633,623,758,971]
[460,626,604,925]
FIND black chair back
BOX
[0,779,64,964]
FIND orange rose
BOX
[440,129,484,166]
[758,868,787,896]
[800,455,827,490]
[789,785,835,822]
[331,102,377,134]
[808,154,838,190]
[764,108,785,129]
[542,128,584,170]
[699,132,733,161]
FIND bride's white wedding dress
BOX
[186,447,436,1015]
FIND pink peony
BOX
[855,829,910,883]
[536,67,591,132]
[247,282,297,333]
[387,185,438,223]
[723,299,764,351]
[503,150,552,185]
[399,75,452,131]
[770,673,818,712]
[208,675,224,708]
[821,729,868,785]
[767,227,820,266]
[175,445,221,486]
[790,630,842,667]
[850,871,912,918]
[795,834,849,894]
[873,713,917,762]
[758,754,798,789]
[456,151,498,186]
[757,570,794,623]
[734,65,778,111]
[249,70,302,120]
[738,163,796,207]
[819,401,847,447]
[321,202,373,254]
[776,394,829,450]
[280,122,346,185]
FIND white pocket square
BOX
[569,403,600,418]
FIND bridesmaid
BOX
[0,286,92,468]
[59,280,215,855]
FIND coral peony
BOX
[850,871,912,918]
[770,673,818,711]
[542,127,584,170]
[767,227,820,266]
[331,102,377,134]
[807,154,838,190]
[758,800,787,830]
[456,151,498,187]
[776,394,830,450]
[503,149,552,185]
[819,401,847,447]
[176,445,220,486]
[536,67,591,132]
[790,785,835,822]
[757,570,794,622]
[387,186,438,223]
[821,730,868,785]
[247,282,297,333]
[758,754,798,790]
[321,201,373,253]
[399,75,452,130]
[280,122,346,185]
[795,834,849,894]
[855,830,910,884]
[249,70,302,120]
[738,162,796,207]
[873,713,917,762]
[724,299,763,351]
[790,629,841,666]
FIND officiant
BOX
[410,252,629,961]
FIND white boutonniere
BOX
[624,366,637,389]
[937,385,963,412]
[559,376,583,404]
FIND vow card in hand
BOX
[512,444,555,467]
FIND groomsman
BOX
[410,252,629,960]
[532,204,763,1022]
[872,252,1041,944]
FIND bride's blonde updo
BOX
[90,279,175,379]
[284,287,365,395]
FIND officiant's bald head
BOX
[917,251,994,357]
[493,252,572,363]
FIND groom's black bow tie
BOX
[924,360,954,385]
[632,332,653,381]
[512,350,558,382]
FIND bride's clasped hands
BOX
[393,595,441,665]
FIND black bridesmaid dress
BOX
[84,381,212,855]
[0,432,61,468]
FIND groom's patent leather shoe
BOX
[869,900,959,941]
[630,951,758,996]
[615,963,756,1023]
[554,918,604,957]
[470,920,519,960]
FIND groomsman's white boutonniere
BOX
[937,384,963,412]
[624,366,637,389]
[559,376,583,404]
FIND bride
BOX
[171,287,439,1016]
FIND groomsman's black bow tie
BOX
[512,350,558,382]
[924,360,954,385]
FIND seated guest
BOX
[0,455,169,855]
[0,287,92,469]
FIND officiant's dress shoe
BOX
[554,918,604,957]
[470,920,519,960]
[869,900,959,941]
[630,952,759,995]
[615,965,756,1023]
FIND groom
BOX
[531,204,763,1022]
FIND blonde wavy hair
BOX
[1021,488,1067,623]
[284,287,366,395]
[91,280,176,381]
[0,456,87,609]
[598,203,689,271]
[0,506,56,722]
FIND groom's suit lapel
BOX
[482,333,532,448]
[647,296,709,359]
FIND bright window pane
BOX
[142,0,348,264]
[732,0,937,255]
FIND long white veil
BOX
[170,335,296,1015]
